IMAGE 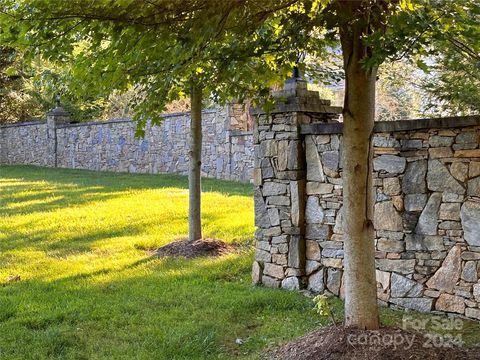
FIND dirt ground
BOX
[151,238,238,258]
[268,325,480,360]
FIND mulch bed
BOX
[151,238,238,259]
[267,325,480,360]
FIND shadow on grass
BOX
[0,164,253,195]
[0,165,252,217]
[1,249,480,359]
[0,165,254,254]
[0,211,194,255]
[0,252,320,360]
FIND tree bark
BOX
[339,7,380,330]
[189,81,203,242]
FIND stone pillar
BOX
[251,77,342,289]
[46,99,70,167]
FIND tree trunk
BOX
[189,81,203,242]
[339,9,380,330]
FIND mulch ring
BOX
[267,325,480,360]
[150,238,240,259]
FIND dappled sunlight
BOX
[0,165,255,285]
[0,166,324,359]
[5,195,65,210]
[0,245,320,359]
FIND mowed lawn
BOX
[2,165,480,360]
[0,165,325,360]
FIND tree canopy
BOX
[1,1,323,132]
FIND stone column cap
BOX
[47,106,70,117]
[251,77,343,115]
[47,106,71,124]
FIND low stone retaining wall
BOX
[0,108,254,182]
[252,79,480,320]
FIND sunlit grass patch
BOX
[0,165,322,359]
[1,165,479,360]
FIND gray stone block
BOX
[402,160,427,194]
[390,297,433,312]
[416,192,442,235]
[290,180,305,227]
[306,224,331,240]
[468,177,480,197]
[462,261,478,282]
[373,155,406,174]
[404,194,428,212]
[401,139,423,149]
[277,140,288,171]
[252,261,263,284]
[255,249,271,263]
[254,189,271,229]
[288,236,304,269]
[281,276,300,290]
[321,248,344,258]
[305,196,324,224]
[391,273,423,298]
[427,159,465,194]
[326,268,342,295]
[257,241,271,252]
[308,269,325,292]
[322,151,339,171]
[429,135,454,148]
[439,203,461,221]
[461,201,480,246]
[262,181,287,196]
[305,136,325,182]
[435,293,465,314]
[465,308,480,320]
[267,196,290,206]
[373,136,400,148]
[262,275,280,288]
[267,208,280,226]
[456,131,478,144]
[377,238,404,252]
[376,259,416,274]
[383,177,401,196]
[287,140,303,170]
[264,226,282,237]
[461,252,480,261]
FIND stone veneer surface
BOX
[252,80,480,320]
[0,108,253,182]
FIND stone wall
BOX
[252,79,480,320]
[0,122,52,167]
[0,108,254,182]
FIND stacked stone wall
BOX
[300,125,480,317]
[252,80,480,320]
[0,108,254,182]
[0,122,51,167]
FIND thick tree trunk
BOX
[188,81,203,242]
[339,12,380,330]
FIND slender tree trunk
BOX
[189,81,203,242]
[339,7,380,330]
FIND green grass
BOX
[0,165,479,359]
